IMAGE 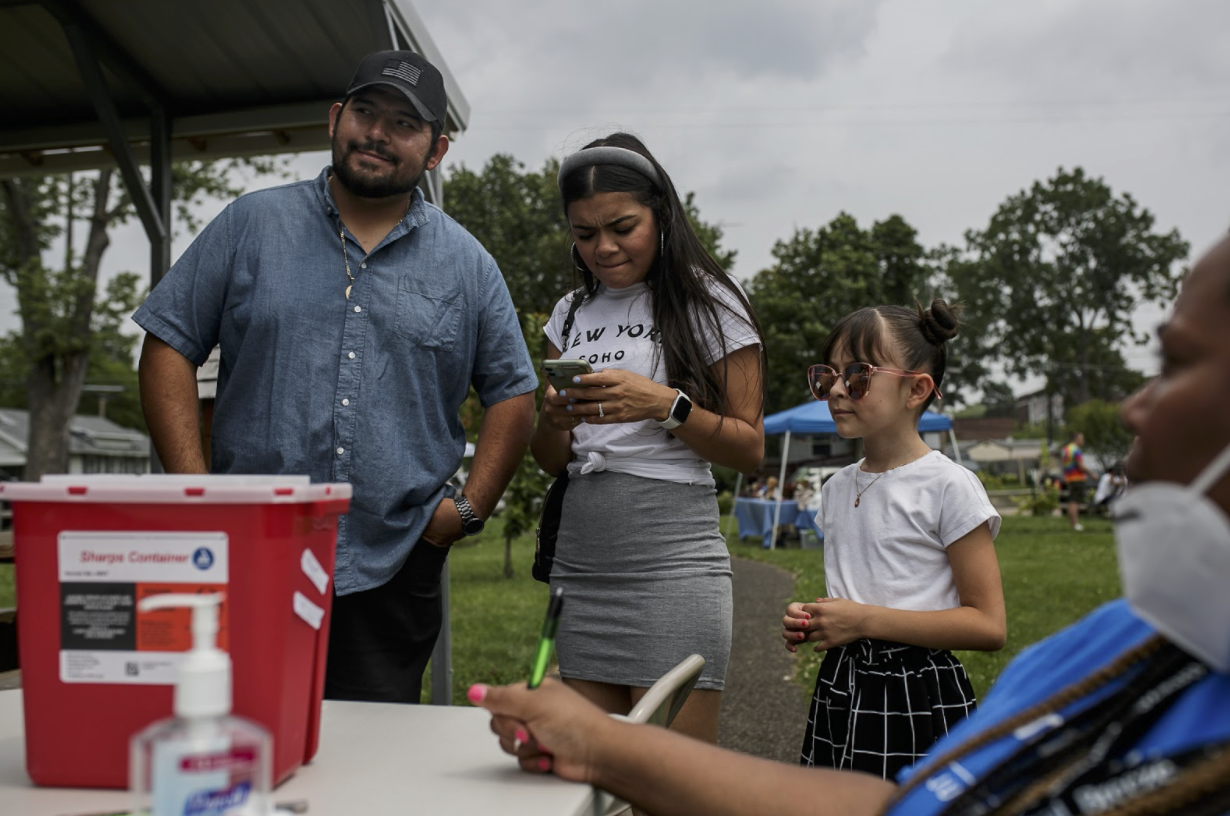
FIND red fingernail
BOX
[514,729,528,744]
[467,684,487,704]
[539,757,552,772]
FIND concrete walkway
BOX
[718,558,808,763]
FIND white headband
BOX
[557,146,664,193]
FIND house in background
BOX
[0,409,150,479]
[1015,389,1065,428]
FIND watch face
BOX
[672,393,693,423]
[463,517,485,535]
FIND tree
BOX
[746,212,933,415]
[981,381,1018,420]
[943,167,1188,416]
[1067,399,1133,470]
[0,271,146,431]
[0,160,282,479]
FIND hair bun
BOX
[919,299,961,345]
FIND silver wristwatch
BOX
[658,389,693,431]
[454,495,485,536]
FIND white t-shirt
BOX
[544,279,759,486]
[818,450,1001,611]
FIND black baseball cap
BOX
[344,50,447,124]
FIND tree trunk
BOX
[24,353,90,480]
[13,171,114,479]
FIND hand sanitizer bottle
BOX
[130,593,272,816]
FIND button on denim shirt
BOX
[133,168,537,594]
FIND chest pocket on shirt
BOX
[395,277,461,350]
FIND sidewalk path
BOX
[718,557,808,763]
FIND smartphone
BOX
[543,359,593,393]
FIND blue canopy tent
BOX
[753,401,957,548]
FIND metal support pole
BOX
[429,559,452,704]
[150,106,173,287]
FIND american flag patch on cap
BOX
[382,60,422,86]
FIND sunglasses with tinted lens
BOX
[807,363,940,402]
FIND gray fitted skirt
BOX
[550,470,732,691]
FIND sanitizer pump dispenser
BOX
[130,593,273,816]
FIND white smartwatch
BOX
[658,389,693,430]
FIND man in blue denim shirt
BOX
[134,51,537,703]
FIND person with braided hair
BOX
[470,234,1230,816]
[780,300,1006,780]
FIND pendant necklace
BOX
[338,223,354,300]
[337,199,412,300]
[853,467,885,508]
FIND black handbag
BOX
[531,292,584,584]
[532,472,569,583]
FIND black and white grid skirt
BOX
[800,638,977,780]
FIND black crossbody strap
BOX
[559,290,584,353]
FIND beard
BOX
[330,134,430,199]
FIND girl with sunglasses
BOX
[781,299,1006,780]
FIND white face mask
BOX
[1115,443,1230,674]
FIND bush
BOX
[1016,485,1060,516]
[977,472,1022,491]
[716,490,734,516]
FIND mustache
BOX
[346,141,398,163]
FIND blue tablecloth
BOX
[733,497,820,542]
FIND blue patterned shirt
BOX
[134,168,537,594]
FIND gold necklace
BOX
[853,468,885,508]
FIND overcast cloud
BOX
[7,0,1228,392]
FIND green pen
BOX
[528,587,565,689]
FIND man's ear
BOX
[425,134,450,171]
[327,102,344,139]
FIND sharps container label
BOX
[57,532,229,684]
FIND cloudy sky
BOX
[9,0,1228,392]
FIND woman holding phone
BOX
[530,133,766,743]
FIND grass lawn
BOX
[0,513,1121,705]
[727,513,1122,698]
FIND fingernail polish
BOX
[565,405,573,413]
[572,376,581,384]
[559,389,567,397]
[514,729,528,745]
[538,757,551,772]
[467,684,487,703]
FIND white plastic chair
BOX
[598,654,706,816]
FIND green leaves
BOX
[746,212,933,414]
[945,167,1187,409]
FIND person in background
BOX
[1061,431,1096,530]
[781,300,1005,779]
[763,475,781,500]
[1093,461,1128,514]
[793,478,815,511]
[134,50,537,704]
[531,133,766,744]
[472,232,1230,816]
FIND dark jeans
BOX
[324,540,450,703]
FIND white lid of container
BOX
[0,474,352,504]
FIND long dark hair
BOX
[559,133,765,415]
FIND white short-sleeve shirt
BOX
[819,450,1001,611]
[544,279,759,486]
